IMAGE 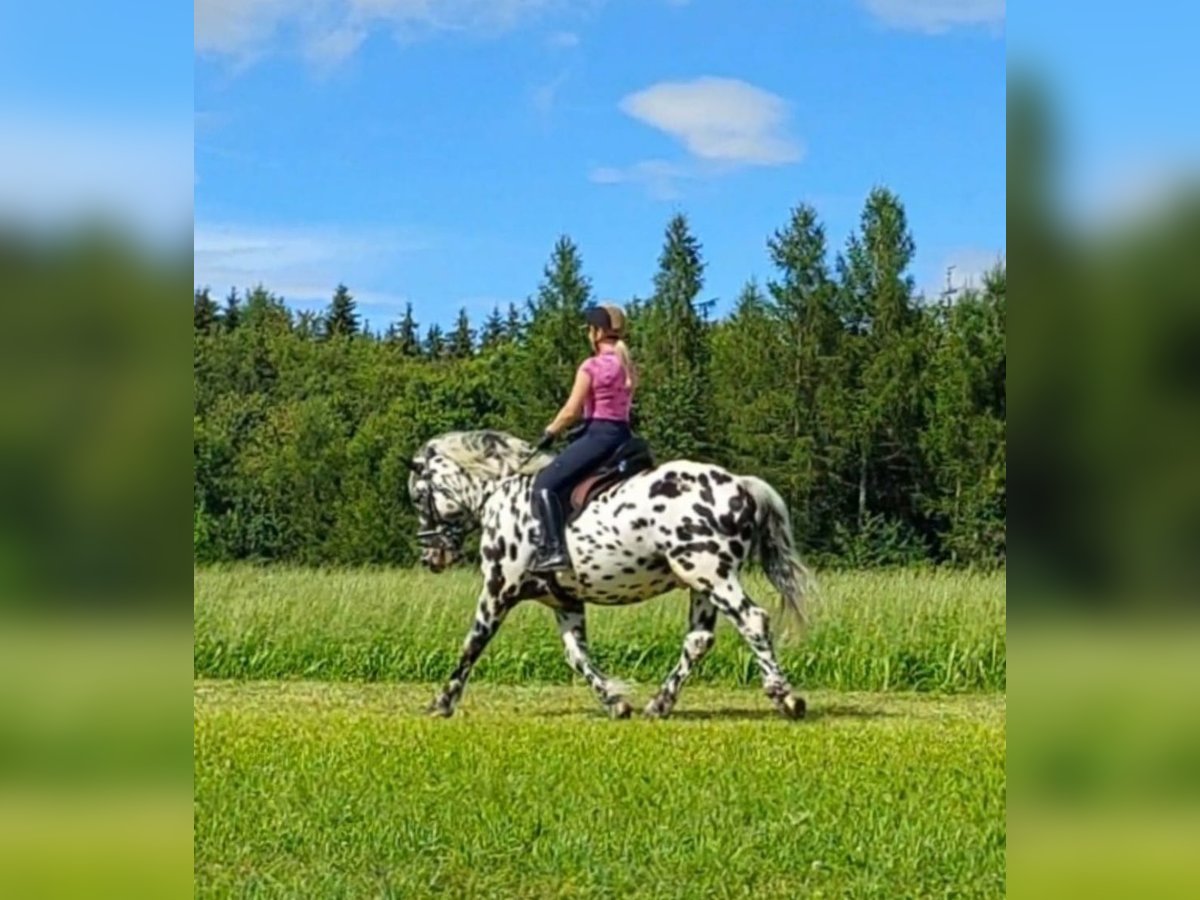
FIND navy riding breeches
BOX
[532,419,631,501]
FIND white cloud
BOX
[196,0,561,64]
[861,0,1005,35]
[594,77,801,198]
[303,24,368,68]
[588,160,696,200]
[0,114,192,246]
[194,222,430,308]
[618,77,802,166]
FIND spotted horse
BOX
[406,429,813,720]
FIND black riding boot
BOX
[530,489,571,573]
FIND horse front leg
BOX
[429,587,512,717]
[554,607,632,719]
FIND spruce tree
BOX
[838,187,923,547]
[423,323,446,360]
[324,283,359,338]
[766,203,844,546]
[504,301,524,343]
[634,214,712,461]
[221,287,241,331]
[448,307,475,358]
[519,236,593,434]
[194,288,219,333]
[480,305,506,350]
[394,303,420,356]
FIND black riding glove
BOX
[536,430,555,451]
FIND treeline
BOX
[194,188,1005,569]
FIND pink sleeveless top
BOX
[580,350,632,422]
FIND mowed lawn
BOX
[195,682,1005,899]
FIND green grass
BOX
[194,567,1005,692]
[195,681,1006,899]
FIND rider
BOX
[529,303,637,573]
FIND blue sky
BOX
[194,0,1006,330]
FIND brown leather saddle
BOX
[566,435,656,523]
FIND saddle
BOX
[566,435,656,522]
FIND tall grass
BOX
[194,566,1005,692]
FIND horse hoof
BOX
[644,698,672,719]
[609,699,633,719]
[426,698,454,718]
[780,694,806,720]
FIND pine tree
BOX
[518,236,593,434]
[243,284,292,332]
[423,323,446,360]
[480,305,506,350]
[390,303,420,356]
[324,283,359,338]
[837,188,924,550]
[504,301,524,343]
[194,288,219,333]
[633,214,712,461]
[766,203,844,546]
[221,287,241,331]
[295,310,320,339]
[448,307,475,358]
[710,280,789,472]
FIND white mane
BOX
[417,429,553,479]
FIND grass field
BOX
[195,682,1005,898]
[194,567,1006,897]
[194,566,1005,692]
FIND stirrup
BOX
[530,547,571,573]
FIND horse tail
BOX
[739,475,814,629]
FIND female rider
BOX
[529,303,637,573]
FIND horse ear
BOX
[406,458,424,474]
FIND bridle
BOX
[412,475,472,551]
[408,458,492,554]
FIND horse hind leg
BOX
[554,607,632,719]
[645,590,717,719]
[668,558,805,720]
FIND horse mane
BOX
[418,429,552,479]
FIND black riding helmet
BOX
[584,305,613,332]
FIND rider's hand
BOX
[536,430,555,451]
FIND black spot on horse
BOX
[613,502,634,516]
[648,477,683,499]
[653,504,666,513]
[631,518,650,530]
[486,563,504,598]
[621,567,636,575]
[711,470,733,485]
[729,539,745,558]
[508,543,517,560]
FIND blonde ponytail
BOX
[614,338,637,390]
[600,303,637,390]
